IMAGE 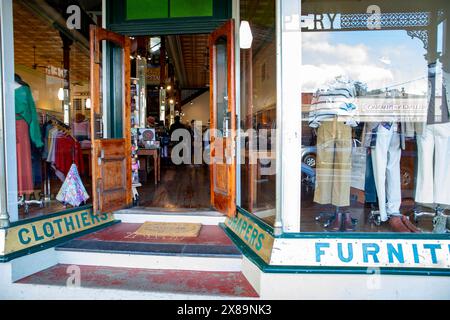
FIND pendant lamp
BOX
[240,20,253,49]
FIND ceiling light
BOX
[240,21,253,49]
[86,98,91,109]
[58,88,65,101]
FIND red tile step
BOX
[56,223,242,258]
[17,264,259,298]
[76,223,233,246]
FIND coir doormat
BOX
[134,222,202,238]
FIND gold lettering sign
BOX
[225,212,274,264]
[4,210,114,255]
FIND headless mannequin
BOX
[311,76,357,232]
[14,74,44,213]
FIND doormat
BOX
[134,222,202,238]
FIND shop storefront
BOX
[0,0,450,299]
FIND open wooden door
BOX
[209,20,236,217]
[90,25,132,214]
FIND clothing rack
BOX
[39,112,75,204]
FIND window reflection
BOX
[301,0,450,234]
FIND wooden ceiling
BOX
[13,1,90,84]
[167,34,210,89]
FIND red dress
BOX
[54,136,84,177]
[16,119,33,194]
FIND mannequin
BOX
[14,74,43,199]
[414,64,450,231]
[413,14,450,232]
[364,88,421,233]
[309,75,358,232]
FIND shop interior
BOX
[13,0,280,222]
[128,34,212,210]
[13,0,95,220]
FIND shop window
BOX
[239,0,277,226]
[12,0,92,220]
[300,0,450,234]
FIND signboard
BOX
[2,209,114,256]
[225,212,274,264]
[270,238,450,269]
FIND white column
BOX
[276,0,302,233]
[0,0,18,226]
[233,0,241,206]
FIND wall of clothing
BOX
[15,74,90,215]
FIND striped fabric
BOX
[308,80,358,128]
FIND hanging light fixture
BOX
[239,20,253,49]
[58,88,65,101]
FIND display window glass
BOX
[300,0,450,234]
[239,0,278,227]
[12,0,93,220]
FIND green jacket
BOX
[15,85,44,148]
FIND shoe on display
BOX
[433,215,448,234]
[388,216,411,233]
[329,212,343,232]
[343,212,355,232]
[401,215,421,233]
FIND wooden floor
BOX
[18,177,92,221]
[137,164,211,209]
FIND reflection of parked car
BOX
[301,140,417,192]
[301,145,316,168]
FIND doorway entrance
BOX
[90,21,236,217]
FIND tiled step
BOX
[55,223,243,272]
[15,264,259,299]
[114,208,226,225]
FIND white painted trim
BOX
[1,283,254,300]
[0,229,5,255]
[241,256,262,295]
[233,0,241,207]
[278,0,302,233]
[114,212,226,225]
[57,250,243,272]
[0,0,18,223]
[243,257,450,299]
[9,248,58,282]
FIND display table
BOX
[137,147,161,185]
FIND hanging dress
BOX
[15,85,43,195]
[56,163,90,207]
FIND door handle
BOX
[98,149,105,165]
[96,178,103,213]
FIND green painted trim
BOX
[0,220,121,263]
[278,232,450,240]
[236,207,275,237]
[106,0,231,36]
[8,205,94,228]
[237,207,450,241]
[221,223,450,277]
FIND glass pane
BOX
[215,38,228,136]
[12,0,93,220]
[239,0,277,226]
[300,0,450,234]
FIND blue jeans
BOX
[365,148,377,203]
